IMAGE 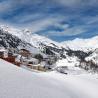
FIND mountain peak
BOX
[1,24,98,52]
[0,24,61,48]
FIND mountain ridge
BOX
[1,24,98,52]
[0,25,98,72]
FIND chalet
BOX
[20,58,38,66]
[0,47,19,66]
[19,49,32,58]
[0,48,8,58]
[27,63,46,71]
[27,58,39,65]
[21,58,46,71]
[3,56,16,63]
[34,65,46,71]
[15,55,38,67]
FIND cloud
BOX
[41,25,86,37]
[86,16,98,25]
[54,0,81,7]
[0,1,12,13]
[27,16,65,33]
[0,0,98,41]
[55,0,98,8]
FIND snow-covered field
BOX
[0,59,98,98]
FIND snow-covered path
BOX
[0,59,98,98]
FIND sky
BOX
[0,0,98,42]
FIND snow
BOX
[0,25,98,98]
[0,25,61,49]
[56,57,79,67]
[61,36,98,51]
[0,59,98,98]
[0,25,98,52]
[1,24,98,54]
[55,58,86,75]
[85,51,98,64]
[0,25,21,37]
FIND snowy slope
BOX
[0,59,98,98]
[55,58,86,75]
[56,57,80,67]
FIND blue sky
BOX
[0,0,98,42]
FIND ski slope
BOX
[0,59,98,98]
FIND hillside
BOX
[0,59,98,98]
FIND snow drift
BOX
[0,59,98,98]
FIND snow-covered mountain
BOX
[0,26,40,54]
[1,25,98,52]
[0,25,98,72]
[0,25,64,57]
[60,36,98,72]
[0,25,93,56]
[61,37,98,52]
[0,25,61,49]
